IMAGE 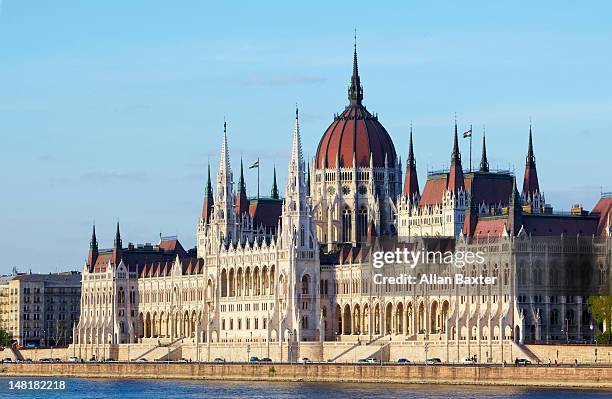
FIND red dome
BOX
[315,106,397,169]
[315,44,397,169]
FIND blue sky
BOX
[0,1,611,273]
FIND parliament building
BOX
[73,44,612,363]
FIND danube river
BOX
[1,378,611,399]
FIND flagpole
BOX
[469,124,473,172]
[257,157,260,200]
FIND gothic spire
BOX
[90,223,98,249]
[112,221,123,265]
[201,162,214,223]
[348,33,363,106]
[238,158,246,193]
[219,121,231,176]
[271,164,279,199]
[522,123,540,195]
[291,106,304,166]
[451,118,461,164]
[87,223,99,268]
[479,129,489,172]
[114,221,121,248]
[448,118,465,192]
[403,125,420,199]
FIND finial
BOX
[295,103,299,119]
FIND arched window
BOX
[301,274,310,295]
[357,207,368,241]
[220,269,228,297]
[342,207,352,243]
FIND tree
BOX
[588,296,612,344]
[0,328,10,346]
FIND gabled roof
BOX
[591,196,612,237]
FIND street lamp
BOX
[288,331,293,364]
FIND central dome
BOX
[315,45,397,169]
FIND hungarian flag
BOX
[249,160,259,169]
[463,128,472,138]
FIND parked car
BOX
[68,357,80,363]
[88,356,97,362]
[516,358,531,366]
[365,357,377,363]
[249,356,260,363]
[2,358,13,363]
[396,358,411,364]
[24,343,37,349]
[460,358,476,365]
[357,358,368,363]
[260,357,272,363]
[52,358,62,363]
[40,358,53,363]
[176,358,189,363]
[136,358,148,362]
[298,357,312,364]
[213,357,225,363]
[426,358,442,364]
[22,358,33,364]
[102,358,116,362]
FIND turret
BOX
[508,178,523,235]
[87,224,98,267]
[201,162,214,224]
[347,36,363,106]
[112,221,122,265]
[522,125,540,195]
[236,158,249,216]
[479,130,489,172]
[403,126,420,201]
[271,164,279,199]
[447,120,465,193]
[214,121,235,241]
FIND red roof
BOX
[591,196,612,236]
[420,171,514,207]
[473,217,507,237]
[315,105,396,169]
[248,198,282,229]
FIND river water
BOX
[1,377,611,398]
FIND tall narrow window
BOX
[357,207,368,241]
[342,207,352,243]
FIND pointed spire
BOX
[508,177,523,236]
[205,162,213,198]
[114,221,121,248]
[220,120,231,174]
[201,162,214,223]
[448,117,465,192]
[291,105,304,166]
[479,128,489,172]
[90,223,98,249]
[526,122,536,167]
[112,221,123,265]
[348,32,363,106]
[87,223,99,268]
[271,164,279,199]
[403,125,420,199]
[238,158,246,193]
[522,123,540,195]
[451,117,461,164]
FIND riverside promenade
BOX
[2,363,612,389]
